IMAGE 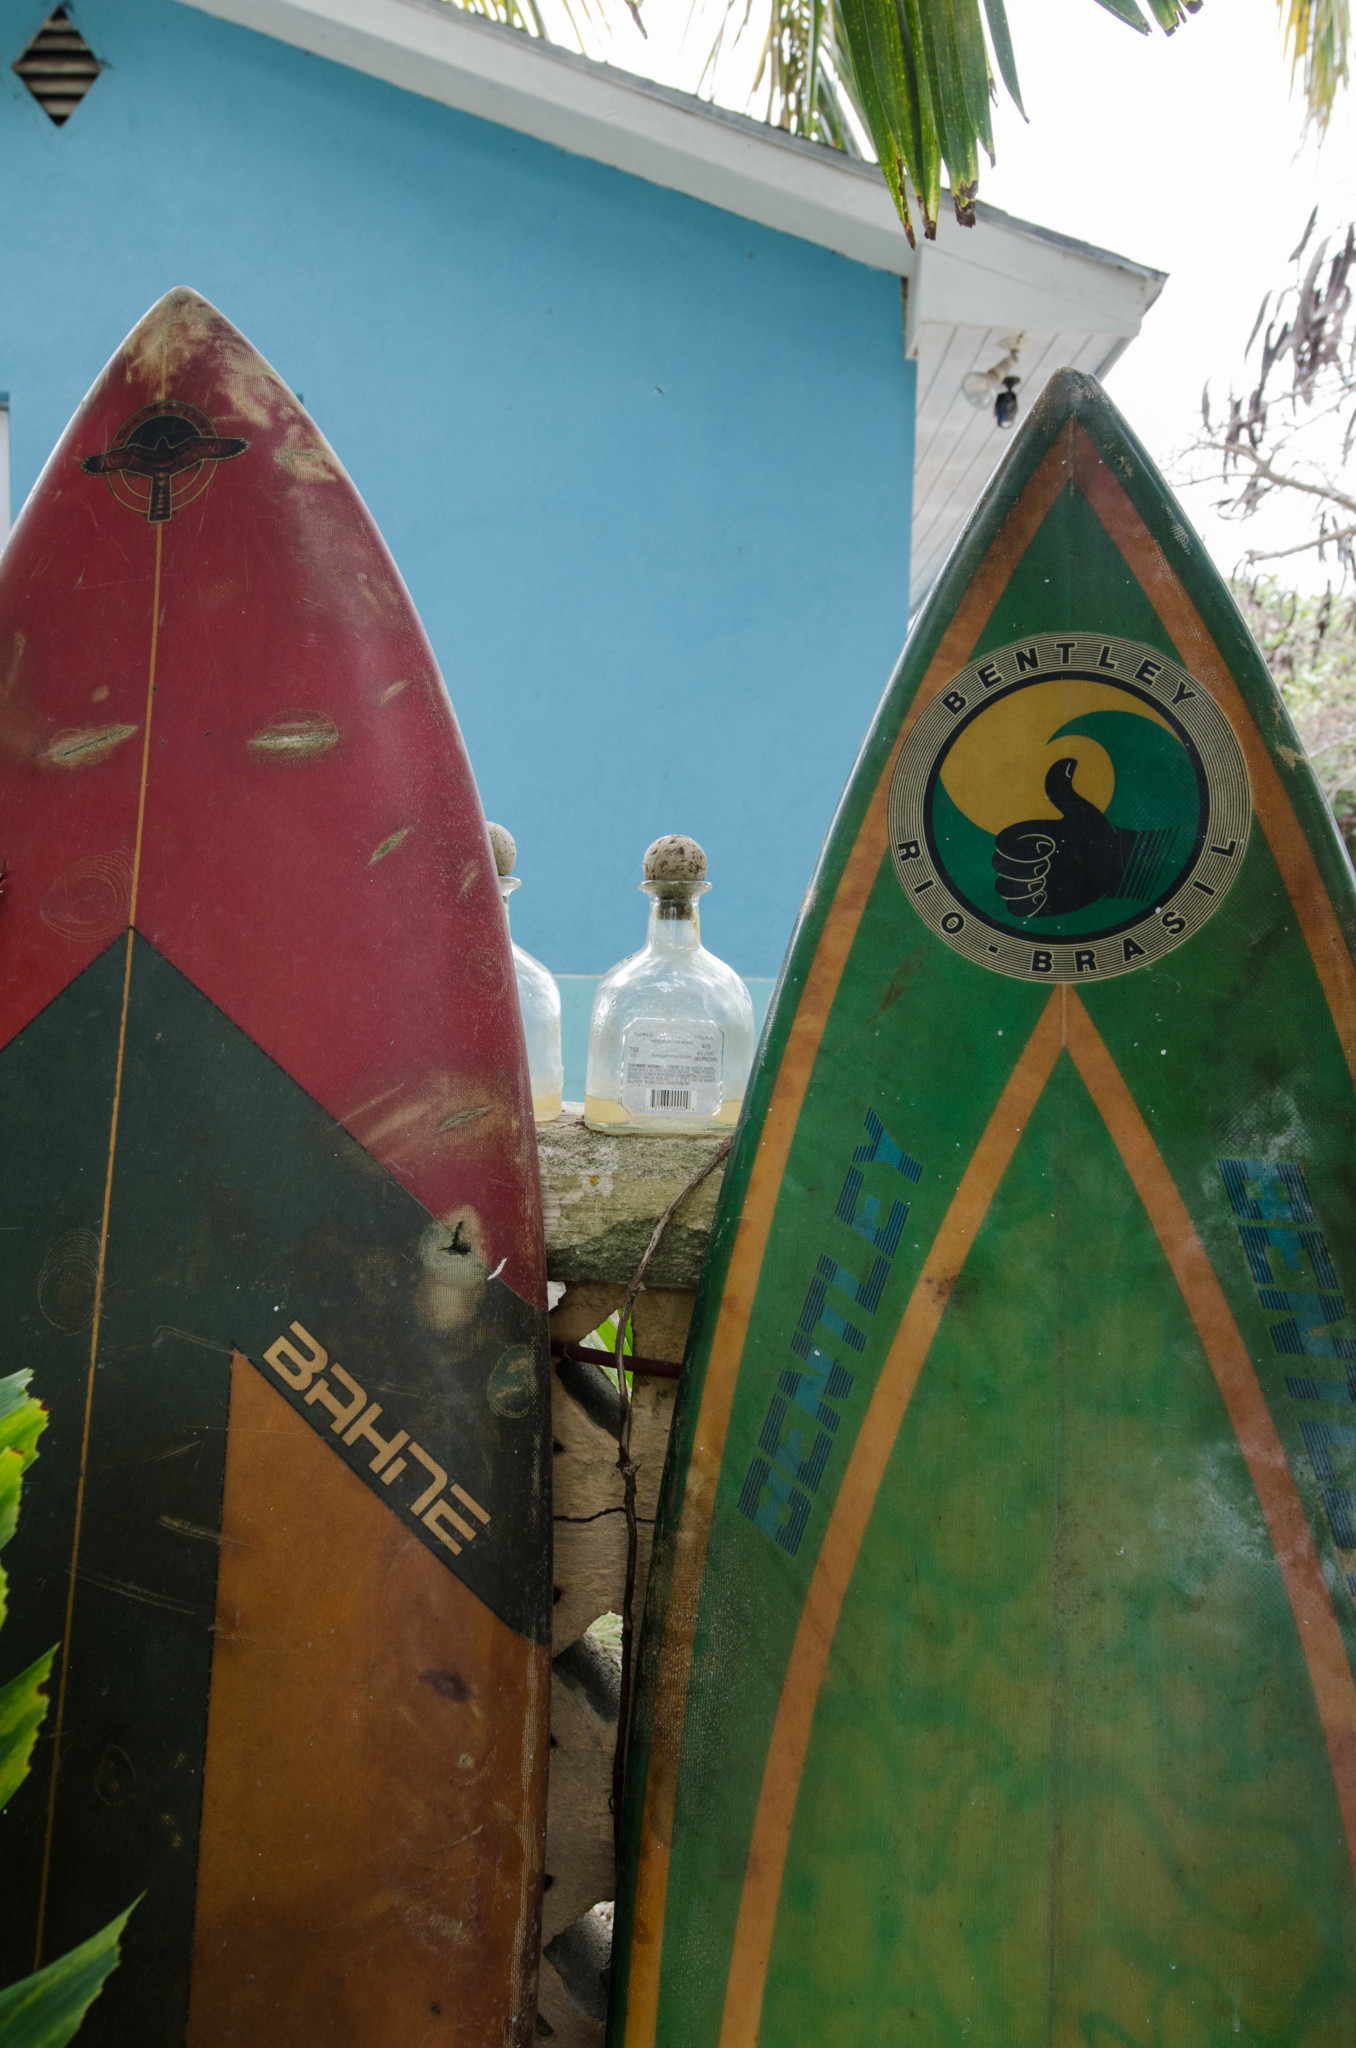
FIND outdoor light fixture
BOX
[961,337,1024,429]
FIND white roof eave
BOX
[174,0,1165,342]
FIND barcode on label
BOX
[649,1087,691,1110]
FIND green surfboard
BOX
[608,370,1356,2048]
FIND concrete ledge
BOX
[538,1103,727,1291]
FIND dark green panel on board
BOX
[0,938,550,2042]
[0,943,230,2035]
[610,373,1356,2048]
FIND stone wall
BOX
[536,1111,725,2043]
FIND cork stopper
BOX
[486,822,516,878]
[643,834,707,883]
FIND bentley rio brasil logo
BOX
[888,634,1252,984]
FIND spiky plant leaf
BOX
[0,1648,55,1812]
[0,1371,57,1890]
[0,1910,131,2048]
[0,1372,47,1623]
[0,1374,45,1493]
[0,1369,134,2040]
[0,1451,23,1586]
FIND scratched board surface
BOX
[608,370,1356,2048]
[0,290,550,2047]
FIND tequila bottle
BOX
[584,834,754,1136]
[489,822,563,1126]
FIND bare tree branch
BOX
[1238,526,1356,567]
[1192,438,1356,518]
[1183,218,1356,584]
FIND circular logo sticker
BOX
[81,401,248,524]
[888,635,1251,983]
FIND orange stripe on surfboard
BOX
[33,516,166,1967]
[1063,995,1356,1890]
[1072,426,1356,1090]
[715,991,1066,2048]
[715,993,1356,2048]
[618,427,1076,2048]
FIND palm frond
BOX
[1278,0,1351,132]
[696,1,868,157]
[439,0,1349,242]
[837,0,1208,241]
[446,0,550,33]
[441,0,622,47]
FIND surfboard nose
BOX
[1032,364,1105,419]
[138,283,219,321]
[103,289,317,460]
[113,286,227,378]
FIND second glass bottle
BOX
[489,820,563,1125]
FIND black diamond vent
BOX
[13,7,101,125]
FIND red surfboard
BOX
[0,289,550,2047]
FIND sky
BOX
[542,0,1356,592]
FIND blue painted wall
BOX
[0,0,914,974]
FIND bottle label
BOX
[620,1020,723,1117]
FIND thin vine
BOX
[609,1136,733,1859]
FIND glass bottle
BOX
[584,834,755,1137]
[489,821,563,1126]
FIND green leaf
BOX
[829,0,1216,234]
[0,1648,54,1812]
[892,0,943,229]
[0,1452,23,1566]
[1089,0,1153,33]
[0,1374,46,1490]
[0,1367,130,2048]
[805,0,825,127]
[0,1909,133,2048]
[590,1311,634,1358]
[981,0,1024,115]
[836,0,922,239]
[911,0,978,217]
[950,0,996,160]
